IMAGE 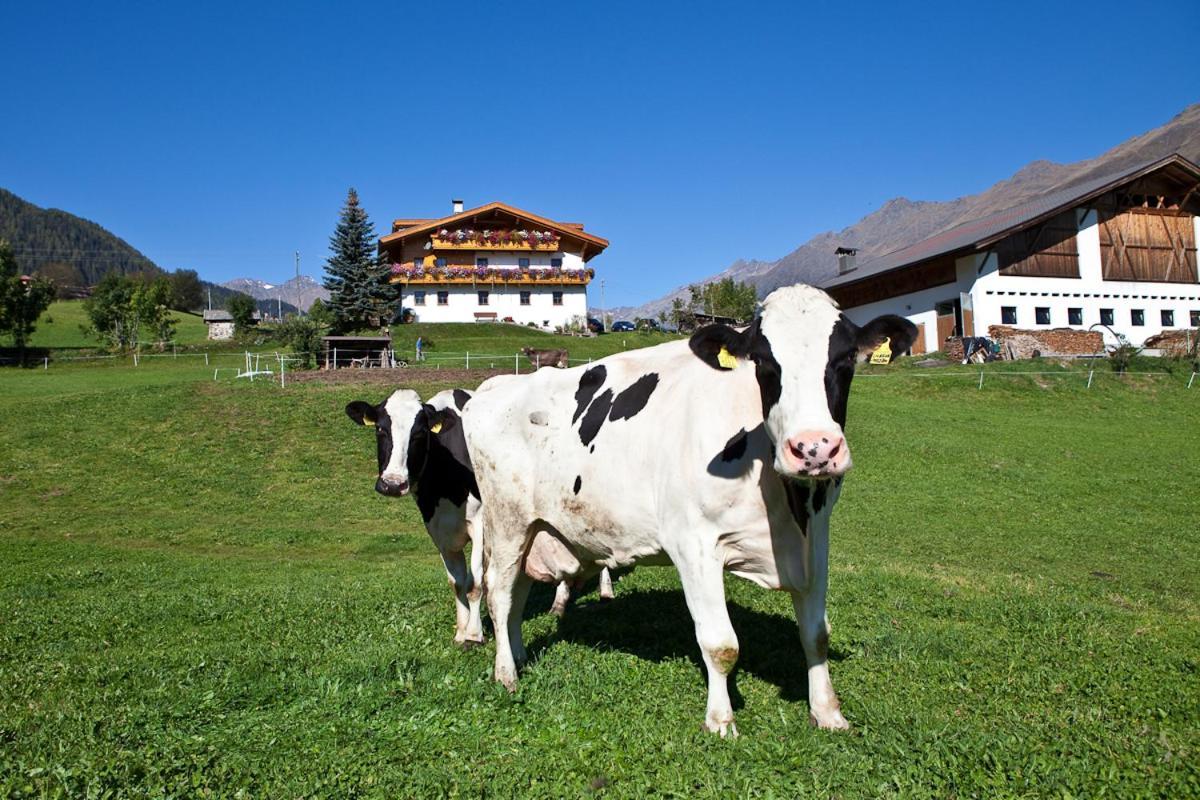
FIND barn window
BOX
[552,291,564,306]
[435,258,447,268]
[1100,308,1114,326]
[1131,309,1145,326]
[518,257,530,268]
[1192,310,1200,327]
[437,291,449,306]
[476,258,488,268]
[1098,207,1199,283]
[551,257,563,268]
[997,210,1081,278]
[1001,306,1017,325]
[1035,307,1051,325]
[1161,309,1174,327]
[519,291,531,306]
[1068,307,1083,325]
[477,291,489,306]
[413,290,426,306]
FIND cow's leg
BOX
[485,521,532,690]
[550,580,571,617]
[439,549,476,647]
[790,518,849,731]
[677,557,739,737]
[599,567,615,600]
[463,537,485,645]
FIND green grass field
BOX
[2,345,1198,797]
[28,300,209,349]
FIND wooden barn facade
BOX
[820,154,1200,352]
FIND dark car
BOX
[587,317,604,333]
[611,320,635,332]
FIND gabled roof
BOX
[821,153,1200,290]
[379,201,610,251]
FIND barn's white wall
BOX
[404,284,588,329]
[840,205,1200,349]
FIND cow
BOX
[521,347,569,369]
[463,284,915,736]
[345,387,486,649]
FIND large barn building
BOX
[820,154,1200,352]
[379,200,608,329]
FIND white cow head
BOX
[345,389,458,497]
[689,285,916,480]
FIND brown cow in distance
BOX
[522,347,569,369]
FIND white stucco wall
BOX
[207,321,234,340]
[840,207,1200,349]
[403,283,589,329]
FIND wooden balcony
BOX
[430,236,560,252]
[390,269,593,286]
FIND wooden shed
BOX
[321,335,394,369]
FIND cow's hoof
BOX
[704,715,738,738]
[495,668,518,692]
[457,637,485,651]
[599,589,615,601]
[550,603,568,618]
[809,710,850,731]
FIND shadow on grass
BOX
[524,586,846,707]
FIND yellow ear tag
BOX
[362,417,373,427]
[869,337,892,365]
[717,346,739,369]
[429,421,443,434]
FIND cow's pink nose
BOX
[785,432,850,477]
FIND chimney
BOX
[835,247,857,275]
[452,198,464,214]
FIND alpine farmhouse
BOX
[820,154,1200,352]
[380,201,608,329]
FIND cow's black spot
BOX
[720,428,748,462]
[573,476,582,495]
[589,444,595,454]
[413,408,478,524]
[578,388,613,446]
[783,481,810,534]
[812,482,828,514]
[824,316,859,428]
[609,373,659,422]
[452,389,470,411]
[374,407,393,475]
[572,365,607,424]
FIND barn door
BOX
[910,322,927,355]
[960,292,975,337]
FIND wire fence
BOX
[4,345,1197,391]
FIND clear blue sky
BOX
[3,0,1197,308]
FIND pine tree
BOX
[322,189,395,332]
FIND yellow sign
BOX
[717,346,739,369]
[869,337,892,365]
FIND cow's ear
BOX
[689,324,753,371]
[855,315,918,362]
[346,401,378,427]
[421,405,458,436]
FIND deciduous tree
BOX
[0,239,56,364]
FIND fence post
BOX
[333,347,338,370]
[466,351,470,369]
[1087,369,1094,389]
[978,369,984,389]
[281,358,286,389]
[1189,372,1197,390]
[44,356,48,370]
[173,344,177,359]
[515,353,519,374]
[205,352,209,366]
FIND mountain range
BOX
[221,276,329,311]
[609,103,1200,320]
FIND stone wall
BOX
[986,325,1103,359]
[1142,329,1199,357]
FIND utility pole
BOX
[295,250,302,315]
[207,287,212,311]
[600,279,607,332]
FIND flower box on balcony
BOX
[431,237,560,252]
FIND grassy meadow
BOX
[1,334,1198,797]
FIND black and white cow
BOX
[463,285,915,735]
[345,387,486,648]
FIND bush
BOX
[1109,341,1141,374]
[276,316,322,369]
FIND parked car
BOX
[611,320,635,332]
[587,317,604,333]
[634,318,660,331]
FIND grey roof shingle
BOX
[820,153,1200,290]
